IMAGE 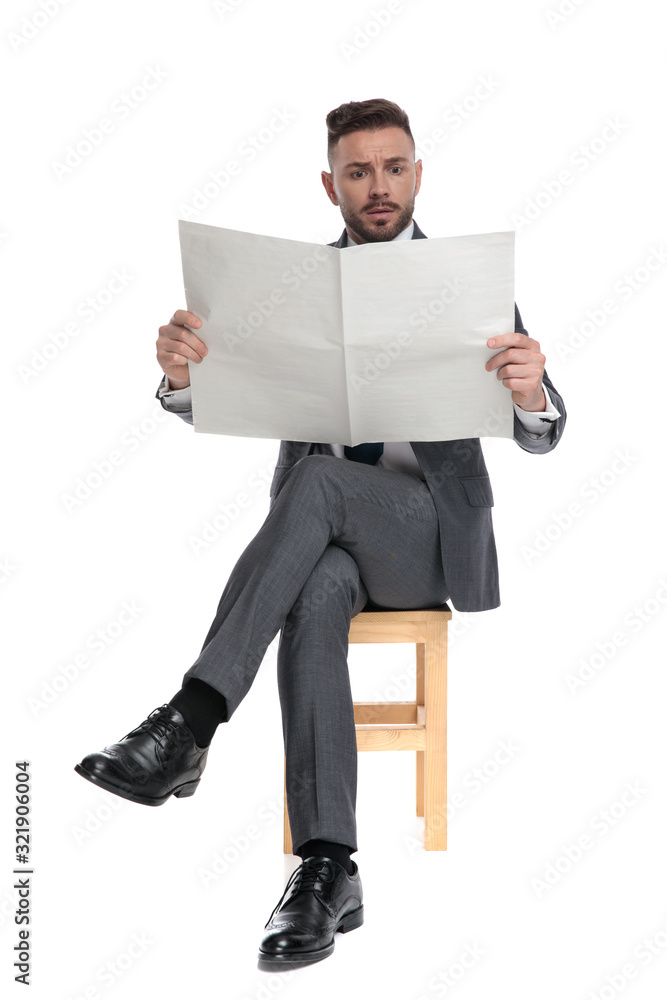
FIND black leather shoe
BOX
[257,856,364,971]
[74,704,209,806]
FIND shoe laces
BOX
[121,705,181,745]
[266,859,335,925]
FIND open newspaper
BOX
[178,221,515,445]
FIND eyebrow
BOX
[343,156,411,169]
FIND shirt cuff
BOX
[513,383,561,437]
[157,372,192,407]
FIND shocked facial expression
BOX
[322,127,422,244]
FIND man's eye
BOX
[352,170,365,179]
[390,166,402,174]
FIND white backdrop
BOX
[3,1,666,998]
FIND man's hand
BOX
[485,333,546,411]
[156,310,207,389]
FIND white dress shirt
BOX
[159,219,561,479]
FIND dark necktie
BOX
[344,442,384,465]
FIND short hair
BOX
[326,98,414,168]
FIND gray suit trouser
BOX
[182,454,448,853]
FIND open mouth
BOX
[366,208,395,219]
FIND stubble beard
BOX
[340,195,415,244]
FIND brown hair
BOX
[326,98,414,168]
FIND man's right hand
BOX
[156,309,207,389]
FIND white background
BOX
[3,1,666,998]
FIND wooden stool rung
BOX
[353,701,419,725]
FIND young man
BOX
[74,98,566,971]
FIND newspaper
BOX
[178,221,515,445]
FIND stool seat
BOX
[283,602,451,852]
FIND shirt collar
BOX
[344,219,415,247]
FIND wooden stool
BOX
[283,603,451,853]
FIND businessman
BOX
[75,98,566,971]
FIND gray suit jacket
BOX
[157,219,566,612]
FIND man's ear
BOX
[321,170,339,206]
[414,158,423,197]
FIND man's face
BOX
[321,127,422,244]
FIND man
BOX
[74,98,566,971]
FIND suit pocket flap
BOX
[460,476,494,507]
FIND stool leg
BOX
[416,642,425,817]
[283,756,293,854]
[424,622,447,850]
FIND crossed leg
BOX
[184,455,449,851]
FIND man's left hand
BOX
[485,333,546,412]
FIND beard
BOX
[339,194,416,244]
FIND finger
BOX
[171,309,201,330]
[158,338,206,365]
[157,325,207,359]
[496,363,542,381]
[486,348,543,372]
[501,376,540,392]
[487,333,539,351]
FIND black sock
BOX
[296,839,355,875]
[168,678,227,747]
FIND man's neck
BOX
[345,219,415,246]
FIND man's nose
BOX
[368,174,390,198]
